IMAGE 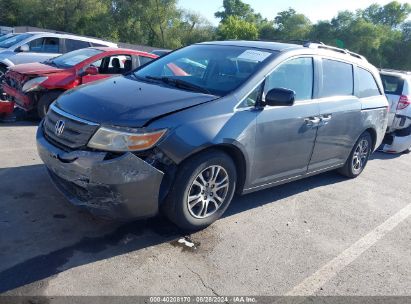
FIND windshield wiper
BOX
[44,60,58,67]
[145,76,212,95]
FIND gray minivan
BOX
[36,41,388,230]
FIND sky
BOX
[178,0,411,25]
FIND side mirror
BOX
[84,66,98,75]
[18,44,29,52]
[265,88,295,106]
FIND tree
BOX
[362,1,411,28]
[273,8,312,41]
[217,15,258,40]
[215,0,260,23]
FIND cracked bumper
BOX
[36,124,164,220]
[2,84,31,110]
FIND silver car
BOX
[380,70,411,153]
[0,32,117,77]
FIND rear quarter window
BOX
[357,68,381,98]
[321,59,354,98]
[381,74,404,95]
[139,55,154,66]
[65,39,91,52]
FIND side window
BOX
[28,37,60,53]
[265,57,313,101]
[43,37,60,53]
[65,39,90,52]
[139,55,154,66]
[321,59,353,97]
[99,55,132,74]
[357,68,381,98]
[90,59,103,71]
[239,83,263,108]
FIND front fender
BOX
[155,106,258,189]
[0,58,14,68]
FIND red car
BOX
[2,47,157,118]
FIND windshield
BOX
[135,44,275,96]
[0,33,32,49]
[47,48,103,68]
[0,33,17,43]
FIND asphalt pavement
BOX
[0,121,410,298]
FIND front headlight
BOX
[22,76,48,92]
[87,127,167,152]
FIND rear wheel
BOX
[338,131,372,178]
[37,91,62,119]
[162,150,237,231]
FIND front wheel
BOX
[338,131,372,178]
[37,91,62,119]
[0,65,7,79]
[162,150,237,231]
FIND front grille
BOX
[43,107,99,149]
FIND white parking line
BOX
[286,202,411,296]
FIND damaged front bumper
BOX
[2,84,32,111]
[36,124,164,220]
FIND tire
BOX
[162,150,237,231]
[0,65,7,95]
[37,91,62,119]
[0,65,7,79]
[338,131,372,178]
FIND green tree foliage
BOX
[217,15,258,40]
[272,8,312,41]
[215,0,261,23]
[0,0,410,69]
[362,1,411,28]
[0,0,215,49]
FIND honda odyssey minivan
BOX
[36,41,388,230]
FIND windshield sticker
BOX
[237,50,271,62]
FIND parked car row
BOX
[0,31,117,115]
[0,31,164,117]
[2,47,157,117]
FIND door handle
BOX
[304,116,321,127]
[320,114,333,126]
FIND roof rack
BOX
[303,42,367,62]
[379,68,411,75]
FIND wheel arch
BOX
[176,143,248,194]
[364,127,377,150]
[0,59,14,70]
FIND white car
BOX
[0,32,117,78]
[380,69,411,153]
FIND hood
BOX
[0,49,14,58]
[10,62,64,75]
[55,75,218,127]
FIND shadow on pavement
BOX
[370,150,409,160]
[0,164,346,293]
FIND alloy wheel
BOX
[352,139,369,174]
[187,165,229,219]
